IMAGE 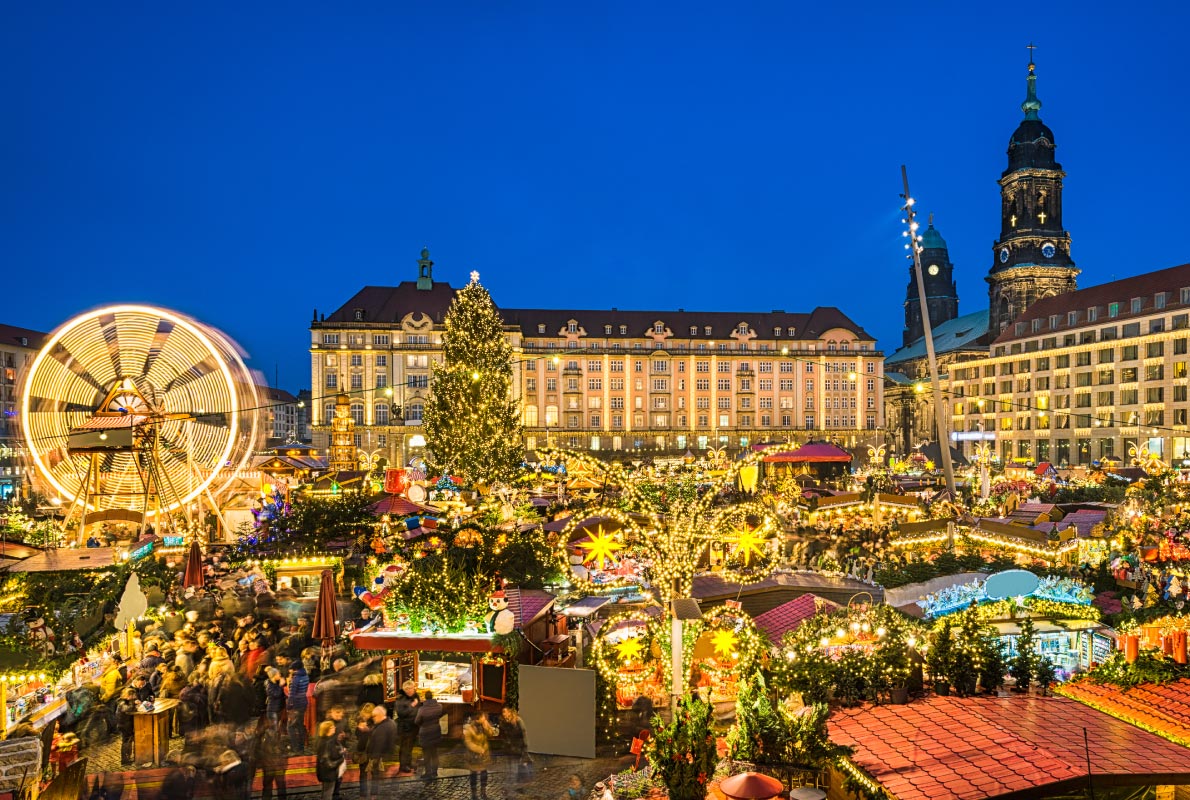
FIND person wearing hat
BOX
[393,680,420,777]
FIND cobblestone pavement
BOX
[81,732,625,799]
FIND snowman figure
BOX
[484,590,515,635]
[25,611,56,657]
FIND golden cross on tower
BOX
[1026,42,1037,70]
[1038,211,1047,223]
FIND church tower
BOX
[986,52,1079,337]
[903,215,959,347]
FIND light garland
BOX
[837,756,889,799]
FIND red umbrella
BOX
[718,772,784,800]
[182,539,205,590]
[312,569,338,645]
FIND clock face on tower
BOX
[927,264,939,276]
[1000,247,1010,264]
[1042,243,1056,258]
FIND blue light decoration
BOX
[919,571,1093,618]
[162,535,185,548]
[128,541,154,561]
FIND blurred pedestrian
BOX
[255,720,289,800]
[414,690,444,782]
[315,721,345,800]
[115,688,138,766]
[463,714,497,800]
[286,660,310,752]
[364,705,396,800]
[500,706,530,783]
[264,666,285,725]
[214,748,250,800]
[393,680,419,776]
[354,703,374,797]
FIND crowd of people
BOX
[70,581,536,800]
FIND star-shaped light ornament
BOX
[711,629,738,659]
[580,525,623,570]
[728,524,768,566]
[615,636,644,664]
[470,270,481,284]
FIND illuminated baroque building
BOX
[950,263,1190,467]
[309,250,885,465]
[0,323,45,501]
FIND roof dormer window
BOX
[537,323,546,334]
[619,325,627,335]
[737,323,748,335]
[654,322,665,334]
[353,308,365,321]
[1131,298,1143,314]
[604,324,612,335]
[567,320,578,333]
[787,327,796,336]
[704,326,712,336]
[1156,292,1168,310]
[690,326,698,336]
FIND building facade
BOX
[310,251,885,466]
[0,323,46,501]
[261,387,302,443]
[950,263,1190,467]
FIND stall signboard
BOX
[162,535,185,548]
[385,468,409,495]
[128,541,154,561]
[480,659,506,704]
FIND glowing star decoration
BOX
[469,270,480,284]
[580,525,623,570]
[615,636,644,663]
[728,525,767,566]
[711,628,738,659]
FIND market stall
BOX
[351,628,506,735]
[258,555,343,598]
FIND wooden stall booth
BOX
[351,629,507,737]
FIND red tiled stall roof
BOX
[1058,678,1190,747]
[830,694,1190,800]
[370,495,437,517]
[751,594,838,643]
[1061,509,1109,538]
[762,442,853,463]
[505,588,555,628]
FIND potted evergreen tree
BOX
[1009,617,1037,692]
[979,636,1007,695]
[927,618,955,696]
[1035,657,1057,696]
[646,695,719,800]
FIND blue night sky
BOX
[4,2,1188,391]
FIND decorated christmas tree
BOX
[423,273,523,488]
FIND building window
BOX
[375,404,389,425]
[1131,298,1143,313]
[350,373,363,390]
[325,373,338,389]
[654,322,665,334]
[322,334,340,345]
[406,403,423,422]
[350,354,363,367]
[350,403,364,425]
[604,325,612,335]
[1108,302,1120,318]
[375,374,387,389]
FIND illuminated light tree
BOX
[553,448,780,605]
[423,273,522,488]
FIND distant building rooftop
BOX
[886,309,989,366]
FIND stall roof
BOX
[5,547,125,572]
[560,596,612,617]
[752,594,838,643]
[370,495,438,517]
[830,695,1190,800]
[1058,678,1190,747]
[0,542,42,561]
[763,442,852,463]
[505,588,554,628]
[351,630,497,653]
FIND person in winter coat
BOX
[115,688,138,765]
[357,672,385,708]
[286,662,310,752]
[98,658,125,703]
[463,714,497,800]
[158,664,187,699]
[364,705,397,800]
[254,720,289,800]
[130,674,155,703]
[178,673,208,737]
[264,666,286,724]
[413,691,445,782]
[500,707,530,783]
[315,721,345,800]
[393,681,419,776]
[354,703,374,798]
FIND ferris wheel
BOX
[19,304,263,534]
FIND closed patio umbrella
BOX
[182,539,205,590]
[312,569,338,646]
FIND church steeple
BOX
[903,214,959,347]
[986,48,1079,337]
